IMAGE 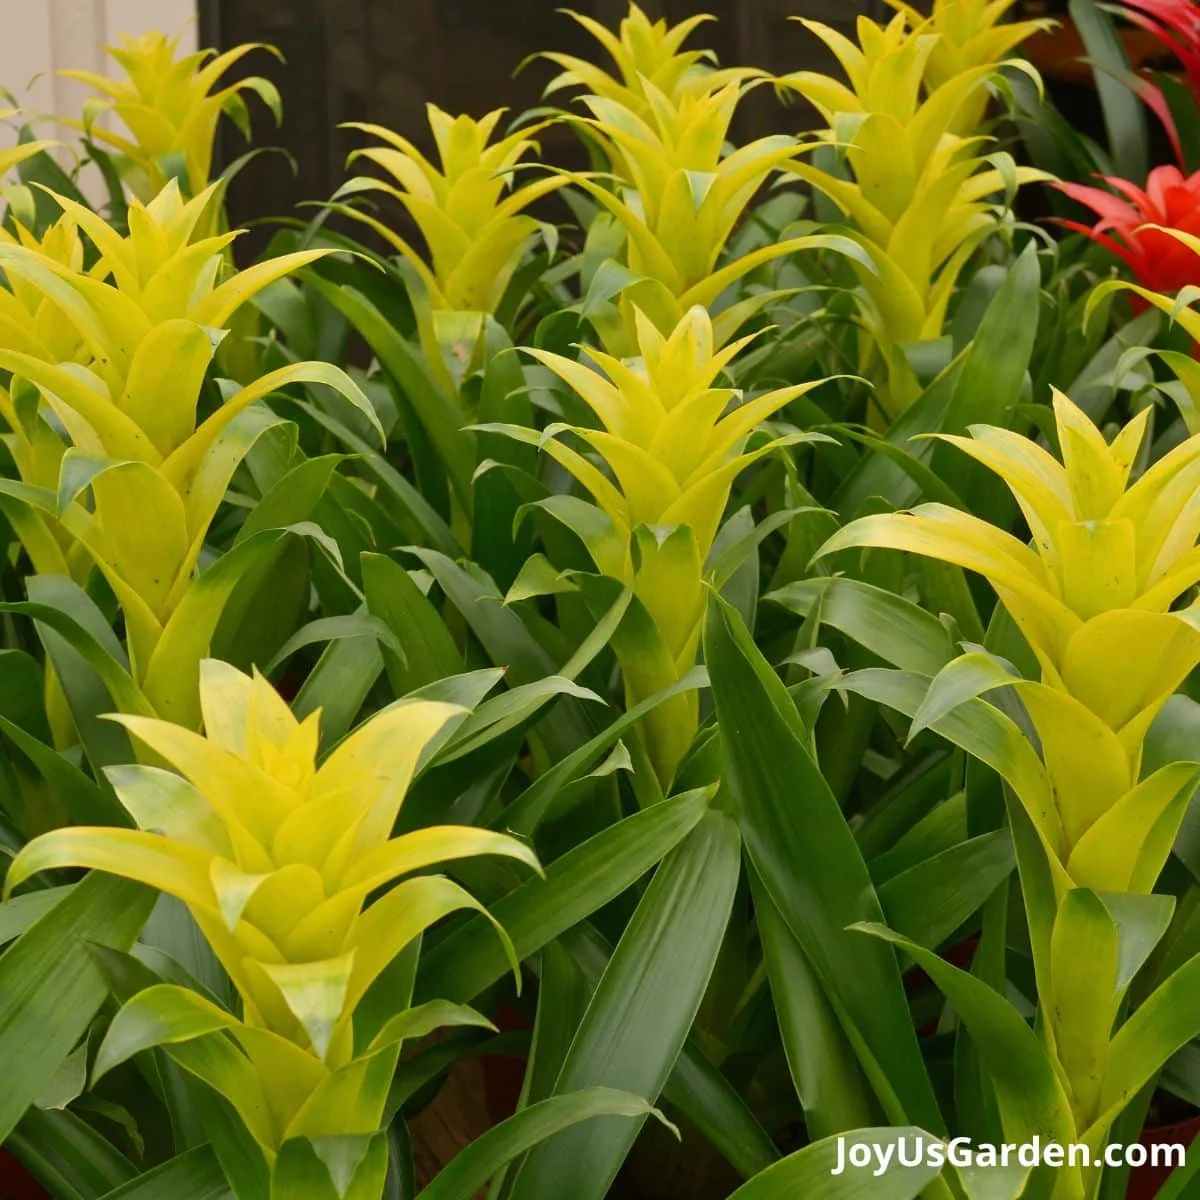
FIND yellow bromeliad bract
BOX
[0,183,371,719]
[337,106,568,386]
[564,80,865,355]
[0,180,326,586]
[546,4,862,356]
[0,180,323,391]
[0,211,87,362]
[492,306,831,785]
[0,134,87,578]
[818,390,1200,894]
[4,661,538,1161]
[340,106,565,315]
[62,31,281,201]
[891,0,1053,130]
[539,3,758,119]
[0,214,91,576]
[0,117,55,194]
[781,12,1046,418]
[0,124,75,368]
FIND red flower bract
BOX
[1055,165,1200,294]
[1117,0,1200,101]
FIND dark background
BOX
[195,0,1099,245]
[197,0,904,230]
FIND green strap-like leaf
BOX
[406,547,599,764]
[416,787,708,1004]
[416,1089,664,1200]
[8,1105,136,1200]
[0,873,155,1141]
[877,831,1015,951]
[751,866,879,1140]
[726,1127,943,1200]
[302,272,475,511]
[508,810,740,1200]
[1089,946,1200,1142]
[766,577,955,677]
[97,1145,231,1200]
[93,984,241,1082]
[705,592,944,1135]
[1069,0,1148,182]
[856,923,1076,1148]
[500,667,706,837]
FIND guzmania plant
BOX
[781,11,1046,416]
[7,3,1200,1200]
[63,30,282,201]
[5,661,539,1196]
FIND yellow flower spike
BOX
[815,387,1200,890]
[28,182,322,361]
[0,347,372,699]
[780,11,1048,416]
[1067,761,1200,892]
[0,183,326,418]
[539,4,760,119]
[1060,609,1200,733]
[0,190,369,711]
[337,107,569,389]
[61,32,282,201]
[340,108,568,316]
[563,106,864,352]
[0,119,55,182]
[1013,682,1134,845]
[3,215,87,336]
[0,211,93,582]
[530,4,863,355]
[494,306,833,783]
[890,0,1054,131]
[0,211,91,376]
[5,661,538,1150]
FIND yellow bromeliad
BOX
[539,3,757,119]
[0,211,87,362]
[492,306,831,786]
[62,31,281,202]
[4,661,538,1172]
[0,179,325,403]
[564,78,864,356]
[0,120,69,365]
[818,389,1200,896]
[818,383,1200,1188]
[781,13,1046,418]
[36,179,320,340]
[336,106,567,388]
[0,117,55,191]
[0,136,87,580]
[544,4,859,356]
[0,184,367,721]
[890,0,1053,131]
[0,214,92,577]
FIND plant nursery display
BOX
[7,3,1200,1199]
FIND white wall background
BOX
[0,0,198,157]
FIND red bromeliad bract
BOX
[1117,0,1200,100]
[1055,165,1200,294]
[1112,0,1200,163]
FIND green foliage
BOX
[2,3,1200,1199]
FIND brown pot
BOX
[1023,24,1175,86]
[479,1004,532,1123]
[0,1148,49,1199]
[408,1009,532,1198]
[905,935,980,1037]
[1126,1115,1200,1200]
[408,1055,496,1198]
